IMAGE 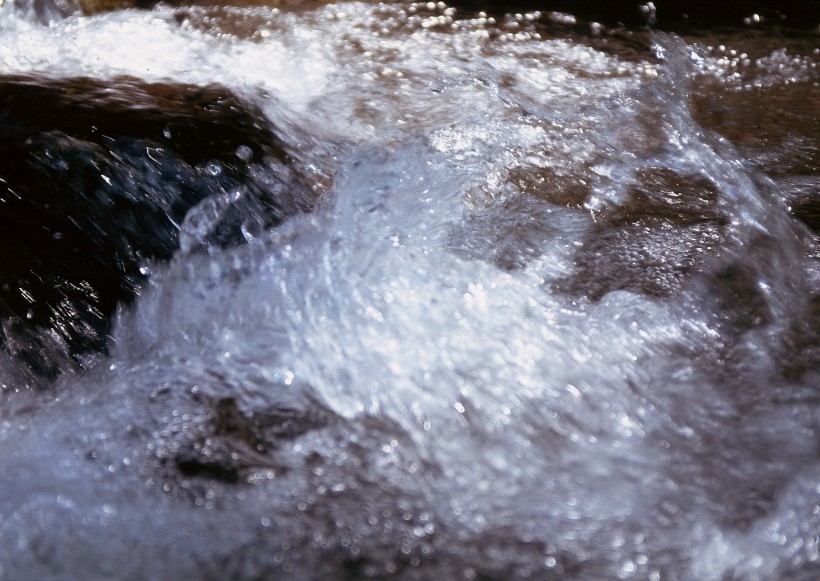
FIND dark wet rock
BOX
[563,219,724,300]
[0,75,291,163]
[792,196,820,233]
[174,436,274,483]
[692,81,820,234]
[0,75,312,386]
[556,169,726,300]
[172,396,333,483]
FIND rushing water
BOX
[0,1,818,579]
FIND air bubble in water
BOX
[236,144,253,161]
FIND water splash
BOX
[0,2,817,579]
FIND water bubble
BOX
[235,144,253,161]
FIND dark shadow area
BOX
[448,1,819,32]
[0,75,312,385]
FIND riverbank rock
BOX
[0,75,311,386]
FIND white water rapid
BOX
[0,2,818,579]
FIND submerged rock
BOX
[558,169,727,300]
[0,75,312,386]
[692,81,820,233]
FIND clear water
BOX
[0,2,818,579]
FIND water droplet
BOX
[236,144,253,161]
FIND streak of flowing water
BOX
[0,1,818,579]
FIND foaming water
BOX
[0,2,818,579]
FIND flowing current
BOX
[0,2,818,579]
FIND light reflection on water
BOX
[0,1,818,579]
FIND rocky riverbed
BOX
[0,1,818,579]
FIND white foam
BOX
[0,3,817,579]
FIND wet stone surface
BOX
[0,75,312,385]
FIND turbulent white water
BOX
[0,2,818,579]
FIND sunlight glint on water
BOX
[0,2,818,579]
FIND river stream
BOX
[0,1,818,579]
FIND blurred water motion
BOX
[0,1,817,579]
